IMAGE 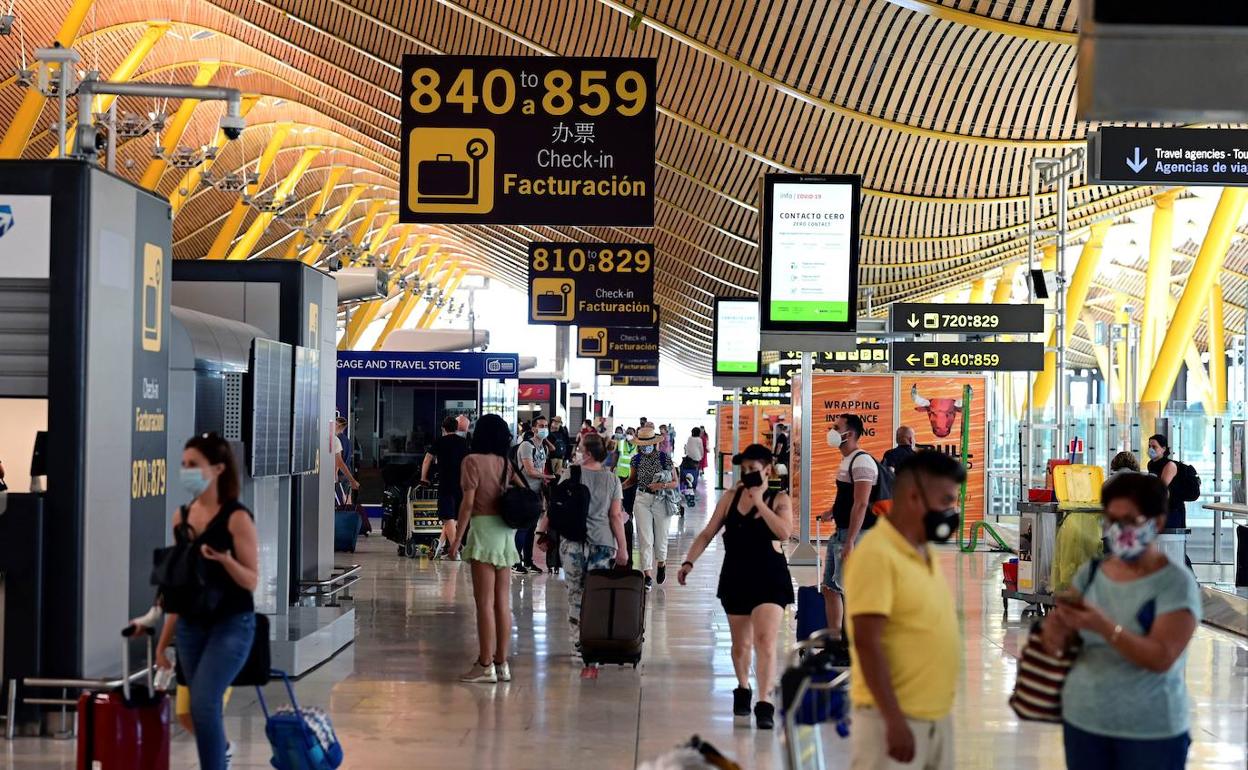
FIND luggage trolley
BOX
[380,482,442,558]
[780,632,851,770]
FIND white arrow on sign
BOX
[1126,147,1148,173]
[907,313,919,328]
[906,354,919,366]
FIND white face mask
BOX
[826,428,843,449]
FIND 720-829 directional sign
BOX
[891,342,1044,372]
[891,303,1043,335]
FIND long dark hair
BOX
[1149,433,1172,457]
[184,433,241,501]
[471,414,512,457]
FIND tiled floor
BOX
[3,485,1246,769]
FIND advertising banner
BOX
[527,241,656,326]
[400,55,656,225]
[717,403,757,455]
[577,324,658,359]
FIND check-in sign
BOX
[400,55,656,225]
[891,303,1043,335]
[596,357,658,377]
[528,242,656,326]
[577,325,658,359]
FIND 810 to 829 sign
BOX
[532,244,652,274]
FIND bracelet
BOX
[681,560,694,569]
[1110,624,1123,643]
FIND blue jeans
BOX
[176,612,255,770]
[822,529,862,594]
[1063,722,1190,770]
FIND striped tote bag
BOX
[1009,621,1081,721]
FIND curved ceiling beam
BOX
[881,0,1077,45]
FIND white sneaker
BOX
[459,661,497,683]
[225,741,234,769]
[494,661,511,682]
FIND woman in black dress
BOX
[678,444,794,729]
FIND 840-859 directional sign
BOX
[891,303,1043,335]
[891,342,1044,372]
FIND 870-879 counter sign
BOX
[400,55,656,226]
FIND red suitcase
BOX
[76,627,171,770]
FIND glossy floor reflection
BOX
[3,485,1246,768]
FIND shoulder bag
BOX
[499,450,543,530]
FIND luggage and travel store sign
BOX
[400,55,656,225]
[528,242,656,326]
[576,324,659,359]
[1090,127,1248,186]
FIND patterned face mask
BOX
[1104,518,1157,562]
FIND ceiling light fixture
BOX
[233,67,254,77]
[190,30,216,41]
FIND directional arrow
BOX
[907,313,919,328]
[1126,146,1148,173]
[906,353,919,366]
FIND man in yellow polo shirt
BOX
[845,450,964,769]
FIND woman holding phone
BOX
[1042,472,1201,770]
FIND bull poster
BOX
[901,375,987,541]
[793,374,894,539]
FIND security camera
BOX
[0,15,15,36]
[219,114,245,141]
[326,256,343,272]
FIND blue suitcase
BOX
[796,584,828,642]
[334,508,359,553]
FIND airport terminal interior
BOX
[1,1,1247,769]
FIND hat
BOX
[732,443,774,466]
[634,425,662,446]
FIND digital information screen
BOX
[713,298,761,378]
[761,174,860,333]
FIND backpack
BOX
[548,465,592,542]
[500,444,543,530]
[851,451,895,517]
[1170,460,1201,503]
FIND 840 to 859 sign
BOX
[400,55,655,226]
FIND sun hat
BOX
[634,425,662,446]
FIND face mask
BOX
[537,428,549,440]
[640,445,655,454]
[918,486,959,542]
[1105,519,1157,562]
[741,470,764,488]
[826,428,843,449]
[1147,447,1161,460]
[180,467,211,500]
[626,433,635,441]
[456,431,467,438]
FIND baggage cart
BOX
[780,632,850,770]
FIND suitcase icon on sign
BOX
[416,137,489,206]
[580,329,606,355]
[532,279,574,321]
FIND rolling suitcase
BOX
[796,536,829,643]
[334,506,361,552]
[76,626,170,770]
[579,567,646,666]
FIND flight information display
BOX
[761,174,860,333]
[713,298,761,377]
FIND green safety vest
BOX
[616,440,637,479]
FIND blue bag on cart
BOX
[780,646,850,727]
[258,671,344,770]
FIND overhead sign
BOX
[527,241,656,326]
[760,174,860,333]
[596,357,658,378]
[399,55,656,225]
[777,344,889,372]
[891,342,1044,372]
[576,325,658,359]
[1090,127,1248,186]
[612,374,659,386]
[890,303,1044,335]
[336,351,520,379]
[714,298,761,377]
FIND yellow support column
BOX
[992,263,1019,304]
[1209,281,1227,413]
[225,147,320,261]
[138,61,221,190]
[283,166,345,259]
[417,267,465,329]
[1142,188,1248,406]
[204,125,291,260]
[52,21,171,157]
[347,200,386,266]
[1141,191,1177,374]
[1030,223,1110,410]
[384,227,416,269]
[301,186,365,265]
[0,0,97,158]
[370,250,449,350]
[365,214,398,262]
[969,278,988,304]
[169,95,260,216]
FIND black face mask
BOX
[919,486,959,543]
[741,470,765,489]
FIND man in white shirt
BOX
[683,427,705,465]
[332,416,359,500]
[820,413,879,643]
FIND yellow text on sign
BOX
[132,457,167,499]
[409,67,648,118]
[531,245,652,274]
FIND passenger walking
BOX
[449,414,521,684]
[845,451,965,769]
[617,427,640,563]
[513,415,552,575]
[699,426,710,473]
[683,427,705,488]
[155,433,259,770]
[882,425,917,473]
[548,416,572,477]
[1108,450,1141,481]
[1043,472,1201,770]
[821,414,879,641]
[537,433,628,651]
[421,415,470,560]
[628,425,679,589]
[1146,434,1187,529]
[677,444,793,729]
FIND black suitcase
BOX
[579,567,646,666]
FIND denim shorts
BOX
[823,529,861,594]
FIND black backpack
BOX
[500,444,543,530]
[548,465,592,542]
[851,451,895,517]
[1170,460,1201,503]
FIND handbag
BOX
[1008,560,1101,722]
[499,450,542,530]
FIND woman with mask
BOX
[449,414,522,683]
[1145,435,1187,530]
[627,425,679,589]
[677,444,793,729]
[154,434,258,770]
[1043,472,1200,770]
